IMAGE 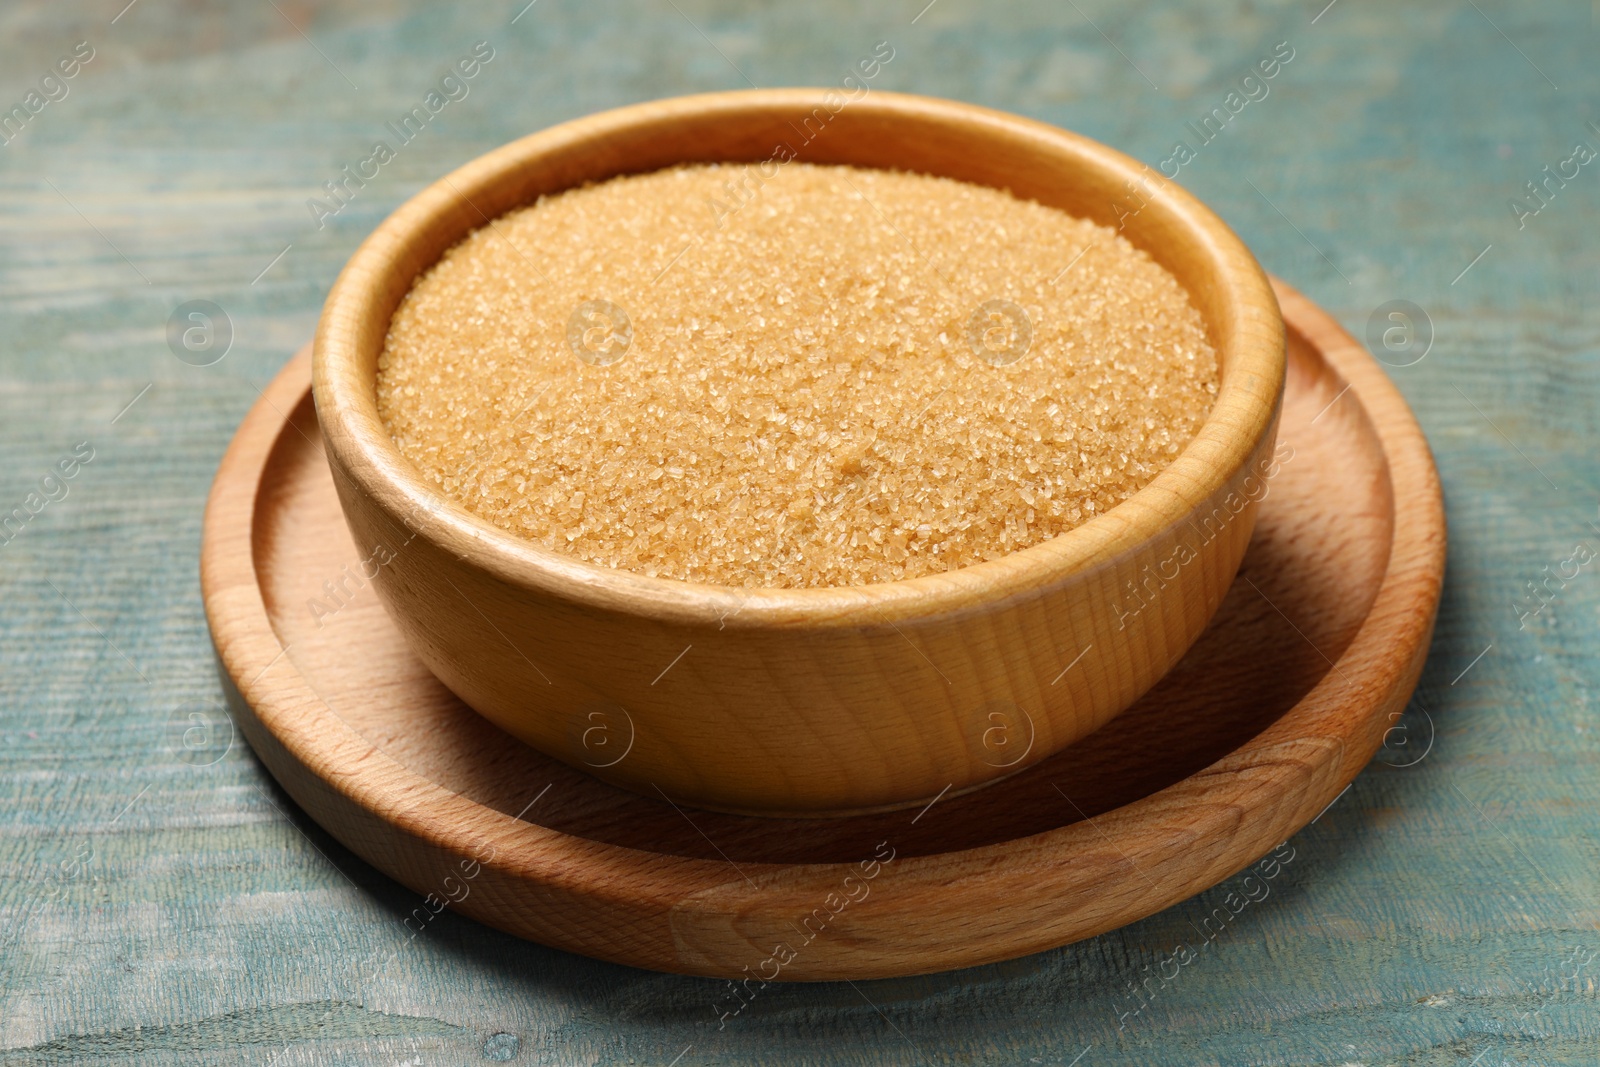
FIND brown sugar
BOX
[375,163,1219,588]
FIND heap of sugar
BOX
[376,163,1219,588]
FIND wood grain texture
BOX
[199,280,1441,981]
[311,89,1287,816]
[4,1,1598,1063]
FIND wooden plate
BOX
[201,280,1444,981]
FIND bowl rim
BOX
[313,88,1284,628]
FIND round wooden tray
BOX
[200,280,1444,981]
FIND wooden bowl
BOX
[311,89,1286,817]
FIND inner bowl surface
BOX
[312,89,1285,816]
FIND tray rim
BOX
[200,278,1445,980]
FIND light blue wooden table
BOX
[2,1,1597,1063]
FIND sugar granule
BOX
[376,163,1219,588]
